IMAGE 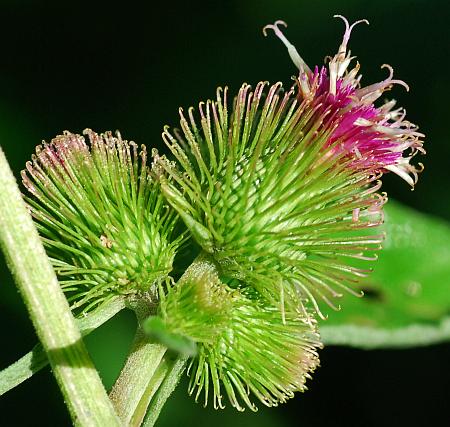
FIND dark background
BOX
[0,0,449,426]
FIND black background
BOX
[0,1,449,426]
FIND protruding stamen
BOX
[381,64,410,92]
[328,16,369,95]
[333,15,369,55]
[354,64,410,105]
[263,20,311,75]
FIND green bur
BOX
[146,257,322,412]
[156,82,385,318]
[21,129,184,312]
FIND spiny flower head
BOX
[263,16,425,185]
[154,16,424,317]
[22,129,185,312]
[188,294,320,412]
[156,81,385,317]
[153,258,321,411]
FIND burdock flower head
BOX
[22,129,185,312]
[148,257,321,411]
[155,16,424,318]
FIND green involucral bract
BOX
[155,82,385,318]
[22,129,185,312]
[155,258,321,411]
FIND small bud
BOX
[188,293,321,411]
[158,259,237,343]
[22,129,185,312]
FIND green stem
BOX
[142,355,188,427]
[113,254,216,426]
[129,353,172,427]
[109,298,167,425]
[108,255,214,426]
[0,296,126,396]
[0,147,121,426]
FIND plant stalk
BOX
[111,254,217,426]
[0,147,121,426]
[109,297,167,425]
[0,296,126,396]
[142,355,188,427]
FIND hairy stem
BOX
[142,355,188,427]
[111,254,216,426]
[129,353,173,427]
[0,147,120,426]
[109,297,167,425]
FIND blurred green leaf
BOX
[320,200,450,348]
[143,316,197,357]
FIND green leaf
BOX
[320,200,450,348]
[143,316,197,357]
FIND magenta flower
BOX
[264,15,424,186]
